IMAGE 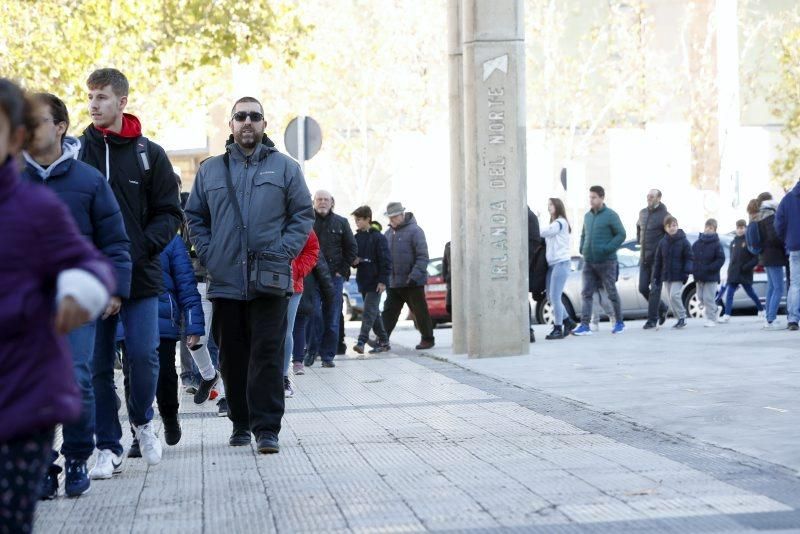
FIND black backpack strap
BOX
[134,136,151,180]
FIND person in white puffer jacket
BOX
[539,198,572,339]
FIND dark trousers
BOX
[293,313,309,363]
[0,428,53,534]
[639,261,668,322]
[382,286,435,342]
[359,291,389,344]
[581,260,623,325]
[61,322,97,461]
[156,339,180,419]
[212,297,288,437]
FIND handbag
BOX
[222,153,292,297]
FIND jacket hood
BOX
[759,199,778,215]
[698,232,720,244]
[393,212,417,229]
[92,113,142,139]
[22,136,80,180]
[370,221,383,232]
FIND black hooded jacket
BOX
[79,116,182,298]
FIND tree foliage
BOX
[0,0,308,135]
[769,28,800,188]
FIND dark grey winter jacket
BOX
[185,142,314,300]
[385,212,429,288]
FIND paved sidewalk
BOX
[35,328,800,532]
[390,316,800,474]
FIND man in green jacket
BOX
[573,185,626,335]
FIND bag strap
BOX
[222,152,245,229]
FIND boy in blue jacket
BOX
[153,235,219,447]
[691,218,726,327]
[22,93,131,499]
[351,206,392,354]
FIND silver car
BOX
[534,234,779,324]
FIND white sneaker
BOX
[89,449,124,480]
[704,320,717,328]
[718,315,730,323]
[134,422,162,466]
[758,309,766,319]
[590,323,599,332]
[765,320,784,331]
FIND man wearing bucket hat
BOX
[381,202,435,350]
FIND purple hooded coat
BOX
[0,157,114,443]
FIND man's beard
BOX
[236,128,261,149]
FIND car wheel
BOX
[684,286,704,319]
[535,297,575,325]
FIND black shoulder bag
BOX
[222,153,292,297]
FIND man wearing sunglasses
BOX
[185,97,313,454]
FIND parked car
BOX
[534,234,784,324]
[425,257,451,326]
[343,275,364,321]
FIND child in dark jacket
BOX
[352,206,392,354]
[719,220,763,322]
[653,216,693,328]
[692,218,725,327]
[155,235,219,445]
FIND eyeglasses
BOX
[232,111,264,122]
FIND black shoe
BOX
[353,343,365,354]
[529,330,536,343]
[658,309,667,326]
[562,318,576,335]
[229,427,251,446]
[217,398,229,418]
[337,343,347,355]
[673,318,687,329]
[321,361,336,368]
[545,326,564,340]
[163,416,182,446]
[303,351,317,367]
[365,338,379,349]
[39,464,61,500]
[369,342,391,354]
[643,321,657,330]
[416,340,435,350]
[128,439,142,458]
[193,371,219,405]
[788,322,799,331]
[256,433,280,454]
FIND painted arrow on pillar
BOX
[482,55,508,81]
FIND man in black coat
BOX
[637,189,670,329]
[79,68,182,473]
[309,190,358,367]
[528,207,546,342]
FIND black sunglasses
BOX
[232,111,264,122]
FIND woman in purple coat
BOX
[0,79,114,532]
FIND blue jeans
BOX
[724,283,763,314]
[93,297,160,455]
[546,261,570,326]
[788,251,800,323]
[320,276,344,362]
[283,292,302,375]
[765,266,785,323]
[61,322,97,461]
[293,313,309,363]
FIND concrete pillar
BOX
[460,0,529,357]
[448,0,468,354]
